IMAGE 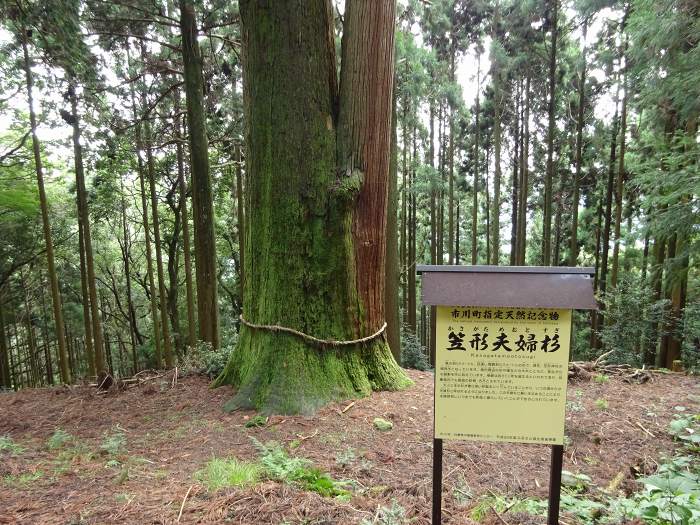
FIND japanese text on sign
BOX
[434,306,571,445]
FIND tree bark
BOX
[21,30,70,384]
[235,144,246,296]
[180,0,219,349]
[214,0,408,413]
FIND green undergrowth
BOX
[359,499,409,525]
[0,435,25,455]
[195,457,263,491]
[466,412,700,525]
[253,438,351,498]
[195,437,351,499]
[2,470,43,488]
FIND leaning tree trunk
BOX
[214,0,409,414]
[180,0,219,349]
[21,30,70,384]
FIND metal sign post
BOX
[417,265,597,525]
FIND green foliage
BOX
[681,302,700,371]
[2,470,43,488]
[359,500,410,525]
[0,435,24,455]
[566,389,585,413]
[244,415,268,428]
[47,429,73,450]
[252,438,349,498]
[335,447,356,468]
[99,426,126,456]
[598,275,671,366]
[468,494,546,522]
[195,457,262,492]
[400,326,430,371]
[373,418,393,431]
[181,341,234,378]
[561,470,593,491]
[668,414,700,450]
[594,398,609,410]
[593,374,609,384]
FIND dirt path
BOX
[1,370,698,524]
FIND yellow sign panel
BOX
[435,305,571,445]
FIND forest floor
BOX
[1,368,698,525]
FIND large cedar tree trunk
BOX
[214,0,409,414]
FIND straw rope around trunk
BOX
[238,315,387,347]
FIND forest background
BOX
[0,0,698,397]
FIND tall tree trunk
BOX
[127,44,162,367]
[77,202,95,376]
[235,144,246,295]
[119,174,139,372]
[485,147,491,263]
[542,0,558,266]
[491,104,501,265]
[510,80,520,266]
[598,81,621,297]
[180,0,219,349]
[69,84,106,376]
[647,237,665,365]
[428,100,437,365]
[516,75,530,265]
[133,116,162,367]
[175,95,197,351]
[385,85,401,362]
[39,276,53,384]
[400,95,408,319]
[471,54,480,265]
[407,122,417,333]
[611,58,628,289]
[570,20,588,266]
[490,3,502,266]
[448,47,455,264]
[213,0,408,413]
[455,201,460,264]
[142,84,174,368]
[21,30,70,384]
[0,291,10,389]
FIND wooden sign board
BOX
[435,305,571,445]
[417,265,597,525]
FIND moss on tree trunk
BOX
[213,0,409,414]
